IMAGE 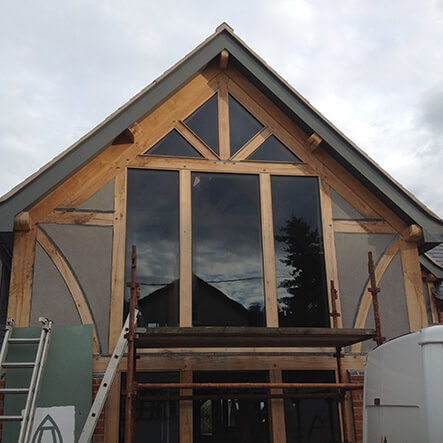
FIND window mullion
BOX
[180,169,192,326]
[217,76,230,160]
[260,173,279,327]
[318,178,343,328]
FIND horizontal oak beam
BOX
[333,220,396,234]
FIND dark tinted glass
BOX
[146,129,202,157]
[120,372,179,443]
[193,371,269,443]
[271,176,329,327]
[247,135,302,162]
[192,173,265,326]
[229,94,263,156]
[282,371,341,443]
[184,94,219,155]
[125,169,179,326]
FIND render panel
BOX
[30,243,81,326]
[334,233,397,328]
[75,178,115,211]
[41,224,112,354]
[330,188,366,220]
[362,252,409,353]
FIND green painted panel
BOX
[2,324,92,442]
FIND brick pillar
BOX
[92,376,105,443]
[349,373,364,443]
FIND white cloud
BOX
[0,0,442,217]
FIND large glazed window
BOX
[125,170,330,327]
[192,173,265,326]
[119,372,179,443]
[282,370,341,442]
[271,176,329,327]
[125,169,180,326]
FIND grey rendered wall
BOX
[330,188,366,220]
[75,178,115,211]
[334,233,397,329]
[361,252,409,353]
[30,224,113,354]
[31,243,81,326]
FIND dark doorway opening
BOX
[193,371,270,443]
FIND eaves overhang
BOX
[0,23,442,246]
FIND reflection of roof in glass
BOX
[138,274,264,327]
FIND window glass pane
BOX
[184,94,219,155]
[192,173,265,326]
[229,94,263,156]
[247,135,302,162]
[282,371,341,443]
[193,371,269,443]
[125,169,179,326]
[120,372,179,443]
[146,129,203,158]
[271,176,329,327]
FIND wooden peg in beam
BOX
[305,133,322,152]
[14,211,32,232]
[402,224,423,243]
[219,50,229,70]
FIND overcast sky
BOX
[1,0,442,217]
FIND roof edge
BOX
[0,23,442,245]
[420,254,443,279]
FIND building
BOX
[0,23,442,443]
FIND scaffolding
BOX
[124,245,381,442]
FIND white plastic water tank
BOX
[363,325,443,443]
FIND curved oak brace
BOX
[352,238,400,352]
[36,227,100,353]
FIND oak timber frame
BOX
[6,57,428,442]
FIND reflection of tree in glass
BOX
[276,215,328,327]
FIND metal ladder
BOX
[0,317,53,443]
[78,309,139,443]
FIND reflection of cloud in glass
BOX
[125,169,179,325]
[192,172,265,326]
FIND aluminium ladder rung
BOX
[2,362,35,368]
[0,317,53,442]
[79,309,139,443]
[0,388,30,394]
[8,338,41,344]
[0,415,24,421]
